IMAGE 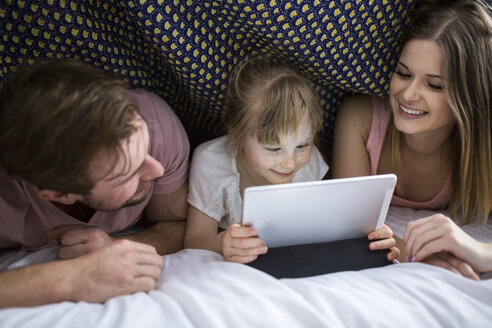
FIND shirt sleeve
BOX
[310,146,330,180]
[187,137,233,222]
[132,90,190,195]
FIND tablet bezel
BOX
[241,174,397,248]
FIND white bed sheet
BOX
[1,206,491,328]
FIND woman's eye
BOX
[395,71,411,78]
[428,83,443,90]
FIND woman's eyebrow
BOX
[398,61,442,78]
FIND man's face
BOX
[83,116,164,211]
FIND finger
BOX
[413,238,447,262]
[387,247,400,261]
[112,239,159,255]
[405,220,445,258]
[368,224,393,240]
[447,257,480,281]
[226,244,268,257]
[409,229,449,260]
[45,224,87,241]
[423,257,461,276]
[228,236,265,249]
[58,244,93,259]
[135,263,164,281]
[369,238,396,251]
[403,215,441,244]
[403,218,426,244]
[134,252,164,268]
[229,225,258,238]
[128,276,157,293]
[223,243,268,262]
[227,254,259,264]
[58,228,93,246]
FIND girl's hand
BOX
[222,224,268,263]
[404,214,491,272]
[367,224,399,261]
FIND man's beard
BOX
[82,181,152,211]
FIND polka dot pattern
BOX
[0,0,415,153]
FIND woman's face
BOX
[389,39,456,138]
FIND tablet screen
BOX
[242,174,396,248]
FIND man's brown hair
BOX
[0,59,141,195]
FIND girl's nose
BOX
[280,154,296,171]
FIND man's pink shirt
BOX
[0,89,189,250]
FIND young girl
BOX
[185,58,398,264]
[332,0,492,278]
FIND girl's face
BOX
[389,39,455,138]
[241,115,314,186]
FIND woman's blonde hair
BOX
[390,0,492,224]
[224,58,323,164]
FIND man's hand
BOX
[367,224,399,261]
[0,239,163,308]
[222,224,268,263]
[46,225,112,259]
[71,239,163,303]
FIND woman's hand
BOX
[404,214,492,273]
[222,224,268,263]
[420,251,480,281]
[367,224,399,261]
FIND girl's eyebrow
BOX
[398,61,442,79]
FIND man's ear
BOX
[38,189,82,205]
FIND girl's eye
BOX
[395,71,411,78]
[296,143,309,150]
[428,83,443,90]
[265,147,281,152]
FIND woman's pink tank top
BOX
[366,96,449,209]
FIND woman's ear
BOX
[38,189,82,205]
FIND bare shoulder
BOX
[332,94,373,178]
[337,95,372,124]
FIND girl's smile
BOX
[239,115,314,186]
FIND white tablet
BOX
[241,174,397,248]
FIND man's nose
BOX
[141,155,164,180]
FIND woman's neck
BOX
[400,127,453,158]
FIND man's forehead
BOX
[91,117,149,183]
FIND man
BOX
[0,60,190,307]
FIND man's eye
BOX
[265,147,281,152]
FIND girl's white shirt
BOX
[188,135,329,230]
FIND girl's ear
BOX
[228,127,238,142]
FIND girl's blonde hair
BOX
[390,0,492,224]
[224,58,323,157]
